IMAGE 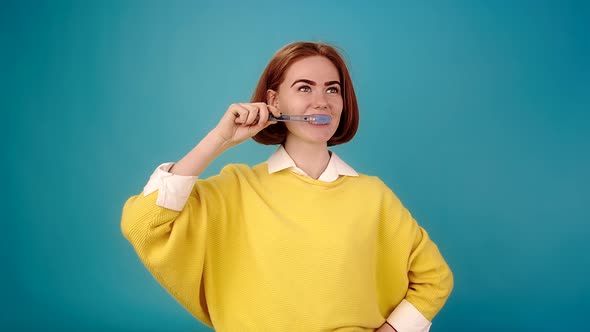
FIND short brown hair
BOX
[251,42,359,146]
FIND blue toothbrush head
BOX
[308,114,331,124]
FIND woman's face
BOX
[269,56,343,146]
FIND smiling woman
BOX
[120,41,453,332]
[252,43,359,148]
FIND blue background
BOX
[3,0,589,330]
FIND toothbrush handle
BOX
[268,114,331,124]
[269,114,307,122]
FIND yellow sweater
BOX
[121,163,453,331]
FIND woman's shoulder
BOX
[211,163,259,180]
[219,163,253,173]
[353,172,389,188]
[215,163,270,182]
[352,173,402,200]
[195,164,259,194]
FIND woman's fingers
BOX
[267,104,281,119]
[239,103,261,125]
[236,103,258,126]
[256,104,279,128]
[233,103,279,127]
[252,103,269,123]
[217,102,279,146]
[232,103,250,124]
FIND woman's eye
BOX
[298,85,311,92]
[327,87,340,94]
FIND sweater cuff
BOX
[386,299,432,332]
[143,162,198,211]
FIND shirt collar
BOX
[267,145,358,182]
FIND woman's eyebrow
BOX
[291,79,341,87]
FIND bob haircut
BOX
[251,42,359,146]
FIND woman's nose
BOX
[312,91,328,109]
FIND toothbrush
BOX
[269,114,331,124]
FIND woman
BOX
[121,42,453,332]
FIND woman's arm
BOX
[121,186,212,323]
[169,103,279,176]
[404,220,454,320]
[121,102,279,322]
[380,184,454,331]
[388,209,454,331]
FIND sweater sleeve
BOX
[120,166,233,327]
[402,205,454,321]
[379,180,454,330]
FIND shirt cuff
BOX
[143,162,198,211]
[386,299,432,332]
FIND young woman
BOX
[121,42,453,332]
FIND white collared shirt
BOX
[141,145,431,331]
[267,145,358,181]
[143,146,359,210]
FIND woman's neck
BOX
[283,139,330,180]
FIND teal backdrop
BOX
[3,0,589,330]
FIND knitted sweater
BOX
[121,163,453,331]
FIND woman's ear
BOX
[266,89,278,107]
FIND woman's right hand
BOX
[212,102,281,148]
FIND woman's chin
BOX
[304,133,337,144]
